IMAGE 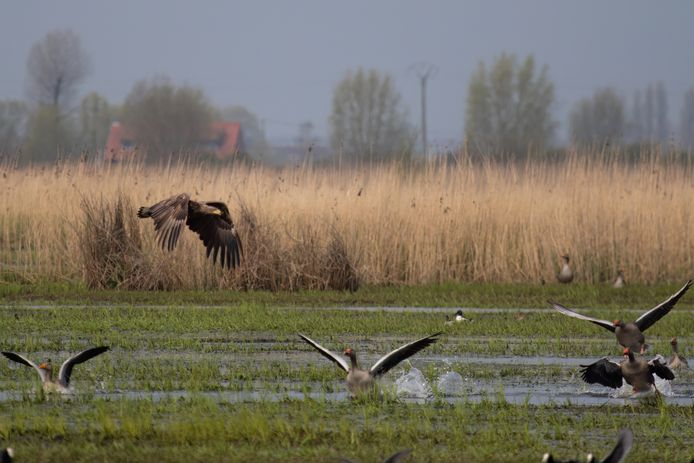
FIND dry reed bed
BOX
[1,155,692,289]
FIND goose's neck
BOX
[41,367,53,382]
[348,352,359,370]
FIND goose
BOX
[1,448,14,463]
[557,255,574,284]
[1,346,110,394]
[339,449,412,463]
[580,348,674,394]
[298,333,441,396]
[138,193,243,269]
[445,309,471,325]
[612,270,625,289]
[668,337,688,370]
[542,429,633,463]
[549,280,692,354]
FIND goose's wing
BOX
[634,280,692,331]
[58,346,110,386]
[384,449,413,463]
[579,358,623,388]
[1,351,43,380]
[186,202,242,269]
[549,301,616,332]
[370,333,441,377]
[648,356,675,381]
[298,334,349,373]
[138,193,190,251]
[599,429,633,463]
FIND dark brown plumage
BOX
[138,193,242,269]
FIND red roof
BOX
[104,121,243,162]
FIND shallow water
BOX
[2,305,692,408]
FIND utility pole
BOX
[409,62,438,157]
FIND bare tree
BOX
[330,68,414,162]
[465,53,555,156]
[25,29,91,111]
[569,87,625,147]
[121,77,214,159]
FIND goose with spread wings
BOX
[138,193,243,269]
[549,280,691,354]
[580,348,674,394]
[339,449,412,463]
[1,448,14,463]
[298,333,441,395]
[542,429,633,463]
[1,346,110,394]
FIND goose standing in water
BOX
[1,346,110,394]
[580,348,674,394]
[542,429,633,463]
[445,309,471,325]
[557,255,574,284]
[138,193,243,269]
[339,449,412,463]
[668,337,689,370]
[1,448,14,463]
[298,333,440,396]
[612,270,625,288]
[549,280,691,354]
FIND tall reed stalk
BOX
[1,150,692,289]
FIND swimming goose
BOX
[542,429,632,463]
[339,449,412,463]
[549,280,692,354]
[612,270,625,289]
[668,337,688,370]
[138,193,243,269]
[580,348,674,394]
[557,255,574,284]
[445,309,471,325]
[298,333,441,395]
[1,346,110,394]
[1,448,14,463]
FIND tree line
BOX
[2,29,694,164]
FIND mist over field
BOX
[1,1,694,162]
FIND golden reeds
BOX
[1,151,692,289]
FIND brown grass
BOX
[1,151,692,289]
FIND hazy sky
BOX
[2,1,693,144]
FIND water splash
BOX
[395,368,432,398]
[436,371,465,396]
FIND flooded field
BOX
[0,302,693,462]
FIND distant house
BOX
[104,121,244,162]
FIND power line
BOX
[409,62,438,157]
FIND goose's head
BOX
[612,319,622,327]
[38,360,52,372]
[670,337,678,346]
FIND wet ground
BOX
[1,335,691,406]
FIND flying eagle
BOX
[137,193,243,269]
